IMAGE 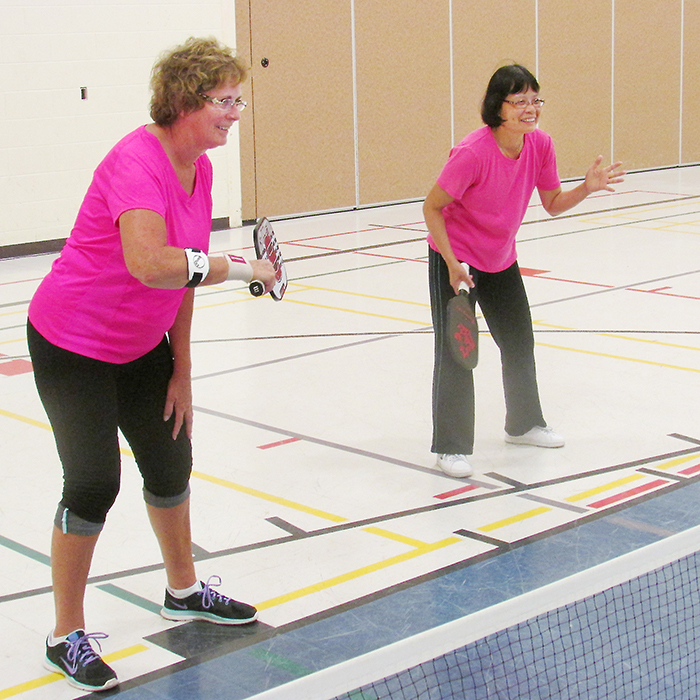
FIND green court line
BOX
[0,534,50,566]
[97,583,162,615]
[246,647,314,678]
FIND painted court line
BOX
[0,645,148,699]
[258,437,301,450]
[478,506,552,533]
[589,479,670,508]
[255,536,462,612]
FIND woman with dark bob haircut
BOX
[423,63,625,478]
[28,37,277,691]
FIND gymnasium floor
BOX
[0,165,699,699]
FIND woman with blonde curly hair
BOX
[28,37,276,691]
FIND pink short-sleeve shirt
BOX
[29,126,213,363]
[428,126,560,273]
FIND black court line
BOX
[191,333,407,382]
[521,203,700,243]
[517,492,589,514]
[1,442,698,610]
[191,404,440,477]
[191,329,700,345]
[453,529,508,547]
[66,455,700,700]
[638,468,686,482]
[266,517,308,536]
[671,433,700,446]
[180,434,700,562]
[278,196,700,264]
[531,268,700,308]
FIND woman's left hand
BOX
[164,371,193,440]
[585,155,626,194]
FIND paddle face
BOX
[446,287,478,369]
[252,217,287,301]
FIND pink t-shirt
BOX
[428,126,560,273]
[29,126,213,363]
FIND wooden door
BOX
[353,0,452,205]
[237,0,356,220]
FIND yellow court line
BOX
[255,536,462,611]
[599,332,700,352]
[191,470,348,523]
[534,321,700,353]
[192,473,441,548]
[361,526,431,549]
[565,474,643,503]
[0,408,50,431]
[0,408,136,460]
[535,342,700,374]
[0,645,148,700]
[478,506,551,533]
[653,454,700,471]
[280,297,427,325]
[293,283,431,309]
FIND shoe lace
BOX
[201,575,231,610]
[64,632,108,673]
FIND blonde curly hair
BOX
[150,37,248,127]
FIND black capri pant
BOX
[28,321,192,533]
[429,247,546,455]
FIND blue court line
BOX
[0,534,50,567]
[97,584,163,615]
[100,473,700,700]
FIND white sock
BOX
[48,629,82,646]
[167,581,202,599]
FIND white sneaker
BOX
[436,453,473,477]
[505,426,564,448]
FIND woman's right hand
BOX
[448,261,474,295]
[250,259,277,294]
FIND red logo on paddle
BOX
[454,324,476,359]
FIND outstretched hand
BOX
[585,155,625,194]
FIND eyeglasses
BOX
[503,97,545,109]
[200,94,247,111]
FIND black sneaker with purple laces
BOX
[44,630,119,692]
[160,575,258,625]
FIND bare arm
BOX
[539,156,625,217]
[119,209,275,290]
[423,183,474,294]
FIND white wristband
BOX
[224,254,253,283]
[184,248,209,288]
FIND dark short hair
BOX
[480,64,540,128]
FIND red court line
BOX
[0,359,33,376]
[519,268,549,277]
[355,251,424,263]
[284,242,342,252]
[627,287,700,302]
[679,463,700,476]
[533,274,615,289]
[589,479,668,509]
[284,227,389,245]
[258,437,301,450]
[434,484,479,500]
[0,276,44,287]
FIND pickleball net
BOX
[252,524,700,699]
